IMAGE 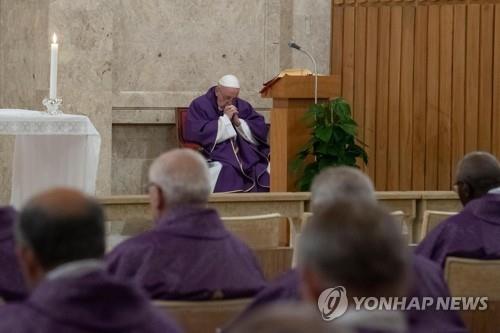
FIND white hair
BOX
[148,149,211,206]
[310,166,376,211]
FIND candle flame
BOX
[52,33,57,44]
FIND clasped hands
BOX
[223,105,241,127]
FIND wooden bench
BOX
[154,298,251,333]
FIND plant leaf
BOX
[315,126,333,143]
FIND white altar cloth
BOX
[0,109,101,208]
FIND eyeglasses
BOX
[453,180,468,193]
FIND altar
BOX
[0,109,101,208]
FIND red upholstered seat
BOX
[175,107,201,150]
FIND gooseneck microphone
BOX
[288,41,318,104]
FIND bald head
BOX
[310,166,375,212]
[17,188,105,270]
[149,149,210,209]
[455,152,500,205]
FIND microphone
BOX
[288,41,318,104]
[288,41,301,50]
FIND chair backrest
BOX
[175,107,201,149]
[445,257,500,332]
[254,246,294,280]
[154,298,252,333]
[221,213,283,248]
[420,210,457,241]
[445,257,500,298]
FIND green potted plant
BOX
[292,97,368,191]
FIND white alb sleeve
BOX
[235,119,257,145]
[215,114,237,144]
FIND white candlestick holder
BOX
[42,97,63,115]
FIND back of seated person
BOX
[106,148,266,300]
[227,303,345,333]
[299,200,410,333]
[228,166,466,333]
[0,188,180,333]
[0,205,27,301]
[416,151,500,267]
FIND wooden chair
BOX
[221,213,293,279]
[254,246,294,280]
[175,107,201,150]
[221,213,283,248]
[420,210,457,241]
[445,257,500,332]
[154,298,252,333]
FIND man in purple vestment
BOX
[106,149,266,300]
[416,151,500,267]
[185,74,270,192]
[300,200,410,333]
[0,206,27,301]
[0,189,180,333]
[228,167,467,333]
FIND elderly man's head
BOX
[299,200,408,301]
[215,74,240,108]
[455,152,500,205]
[15,188,105,288]
[310,166,375,211]
[148,149,210,219]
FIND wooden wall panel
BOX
[412,5,428,190]
[387,6,403,190]
[399,6,415,190]
[451,4,466,181]
[493,5,500,159]
[438,5,453,189]
[331,0,500,191]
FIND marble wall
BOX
[111,0,331,194]
[49,0,113,195]
[0,0,331,198]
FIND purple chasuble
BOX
[106,206,267,300]
[0,270,181,333]
[0,206,27,301]
[185,87,270,192]
[416,194,500,268]
[229,255,467,333]
[407,255,468,333]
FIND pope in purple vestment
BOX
[0,206,27,301]
[106,206,267,300]
[0,269,180,333]
[228,255,467,333]
[416,194,500,268]
[185,75,270,193]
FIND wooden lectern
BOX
[261,75,340,192]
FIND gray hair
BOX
[310,166,375,211]
[149,149,211,206]
[299,200,408,297]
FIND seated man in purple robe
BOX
[300,200,410,333]
[106,149,266,300]
[185,74,270,193]
[0,189,180,333]
[416,151,500,267]
[0,205,27,301]
[228,167,467,333]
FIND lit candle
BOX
[49,33,58,99]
